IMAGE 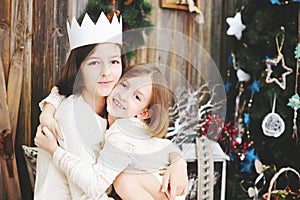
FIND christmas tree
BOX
[223,0,300,199]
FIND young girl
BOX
[35,64,187,200]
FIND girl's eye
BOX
[120,82,127,88]
[88,61,100,66]
[111,59,120,65]
[135,95,141,101]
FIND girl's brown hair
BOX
[120,64,170,138]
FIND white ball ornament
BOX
[237,68,250,82]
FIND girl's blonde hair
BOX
[120,64,170,138]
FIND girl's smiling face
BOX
[107,75,153,119]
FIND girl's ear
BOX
[137,108,153,120]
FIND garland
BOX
[80,0,154,61]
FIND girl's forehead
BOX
[123,75,152,88]
[90,43,121,58]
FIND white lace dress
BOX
[53,118,182,199]
[34,93,107,200]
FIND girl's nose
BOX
[119,90,130,102]
[100,64,111,76]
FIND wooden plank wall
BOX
[0,1,87,199]
[134,0,235,90]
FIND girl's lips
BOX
[98,80,113,85]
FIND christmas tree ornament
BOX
[240,160,253,173]
[287,44,300,142]
[287,94,300,140]
[228,52,237,69]
[225,80,231,93]
[242,80,260,140]
[240,149,259,173]
[234,84,245,125]
[269,0,281,5]
[226,12,246,40]
[224,53,235,93]
[262,167,300,200]
[262,95,285,138]
[245,149,259,163]
[265,33,293,90]
[287,94,300,111]
[243,113,250,127]
[241,160,270,199]
[250,80,260,95]
[237,68,251,82]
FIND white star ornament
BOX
[226,12,246,40]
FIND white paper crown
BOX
[67,12,122,50]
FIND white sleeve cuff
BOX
[39,86,65,111]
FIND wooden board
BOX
[0,54,11,200]
[0,56,11,137]
[4,47,24,200]
[0,0,11,83]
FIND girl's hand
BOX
[39,103,63,140]
[161,157,188,199]
[34,125,59,155]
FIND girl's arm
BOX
[161,144,189,199]
[34,126,131,199]
[161,156,188,199]
[39,86,65,139]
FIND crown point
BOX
[67,16,79,29]
[111,12,119,25]
[81,13,95,27]
[97,12,110,26]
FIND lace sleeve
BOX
[53,145,132,199]
[39,86,65,111]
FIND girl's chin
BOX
[96,90,112,97]
[96,85,114,96]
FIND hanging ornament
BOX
[287,44,300,142]
[265,32,293,90]
[262,94,285,138]
[243,113,250,127]
[240,160,253,173]
[241,160,271,199]
[234,83,245,126]
[242,80,260,140]
[269,0,281,5]
[287,94,300,111]
[237,68,251,82]
[225,80,231,93]
[226,12,246,40]
[228,52,237,70]
[287,94,300,140]
[225,52,236,93]
[269,0,300,4]
[250,80,260,95]
[240,149,259,173]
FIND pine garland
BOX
[79,0,154,61]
